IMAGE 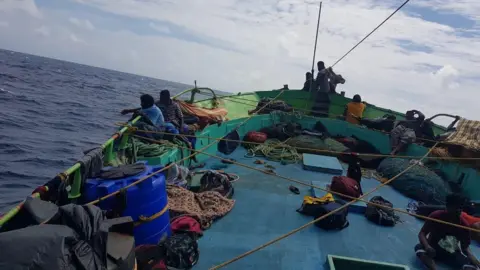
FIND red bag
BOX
[244,131,267,144]
[330,176,362,200]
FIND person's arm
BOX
[418,224,436,256]
[121,108,141,115]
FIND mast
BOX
[309,1,323,92]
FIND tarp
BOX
[0,200,134,270]
[445,118,480,151]
[177,100,228,123]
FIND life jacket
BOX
[345,102,366,125]
[296,194,335,216]
[330,176,362,200]
[365,196,399,226]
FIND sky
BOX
[0,0,479,124]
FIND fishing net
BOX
[376,158,451,204]
[286,135,348,156]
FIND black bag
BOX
[199,170,234,198]
[163,234,199,269]
[313,202,349,230]
[365,196,399,226]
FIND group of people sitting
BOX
[341,94,435,155]
[302,61,346,93]
[121,89,201,134]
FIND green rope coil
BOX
[245,139,301,164]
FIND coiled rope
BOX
[245,139,302,164]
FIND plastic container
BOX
[84,163,170,245]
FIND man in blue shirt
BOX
[122,94,164,127]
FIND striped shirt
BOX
[156,101,183,123]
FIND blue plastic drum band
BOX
[134,203,169,227]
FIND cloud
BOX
[149,22,170,34]
[69,33,86,44]
[0,21,8,28]
[35,26,50,37]
[1,0,480,124]
[69,17,95,30]
[0,0,42,18]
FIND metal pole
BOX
[309,1,323,92]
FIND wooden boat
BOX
[1,87,479,270]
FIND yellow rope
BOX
[86,90,285,205]
[209,142,439,269]
[134,203,169,227]
[120,125,480,161]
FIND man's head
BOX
[317,61,325,70]
[140,94,155,109]
[445,193,465,218]
[405,110,415,120]
[306,72,312,80]
[353,94,362,103]
[160,89,171,104]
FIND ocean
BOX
[0,49,197,213]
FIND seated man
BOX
[415,193,480,270]
[121,94,164,127]
[343,94,366,125]
[390,110,424,155]
[156,89,185,132]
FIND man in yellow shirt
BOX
[344,94,366,125]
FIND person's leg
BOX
[415,244,437,270]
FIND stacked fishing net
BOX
[286,135,348,156]
[377,158,451,204]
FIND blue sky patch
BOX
[35,0,242,53]
[393,39,433,53]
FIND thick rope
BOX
[209,142,439,269]
[135,203,169,226]
[245,139,302,163]
[121,126,480,161]
[85,90,285,205]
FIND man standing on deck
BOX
[316,61,330,93]
[415,193,480,270]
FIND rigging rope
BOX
[331,0,412,67]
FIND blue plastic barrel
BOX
[84,163,171,245]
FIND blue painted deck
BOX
[193,149,480,270]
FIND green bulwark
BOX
[327,255,410,270]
